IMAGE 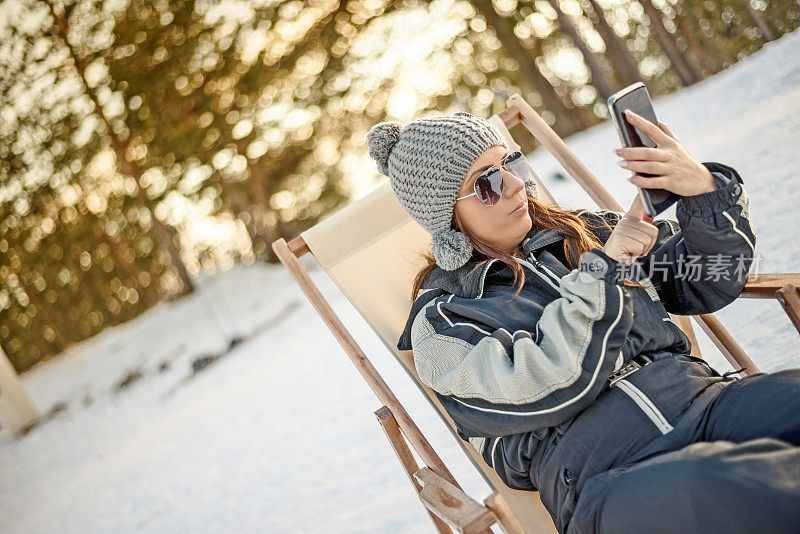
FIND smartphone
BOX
[607,82,680,217]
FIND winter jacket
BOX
[396,161,756,532]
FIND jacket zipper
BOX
[612,379,674,434]
[476,258,499,299]
[515,257,561,292]
[536,260,563,286]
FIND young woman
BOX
[366,111,800,533]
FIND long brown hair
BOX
[410,192,649,303]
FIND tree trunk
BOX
[222,184,280,263]
[96,229,160,308]
[689,0,731,68]
[249,180,283,262]
[738,0,775,42]
[544,0,617,101]
[46,2,194,297]
[150,218,194,298]
[583,0,642,87]
[638,0,700,86]
[475,0,592,135]
[14,265,69,352]
[69,177,161,309]
[673,5,717,77]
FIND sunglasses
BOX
[455,151,532,206]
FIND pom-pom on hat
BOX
[366,111,539,271]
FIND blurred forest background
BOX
[0,0,797,373]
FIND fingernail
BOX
[617,160,628,168]
[614,149,622,155]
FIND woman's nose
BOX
[502,167,525,198]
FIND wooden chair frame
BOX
[272,95,800,533]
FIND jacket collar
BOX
[523,227,566,255]
[420,209,621,299]
[420,225,567,300]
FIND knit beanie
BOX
[365,111,539,271]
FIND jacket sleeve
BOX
[632,161,756,315]
[408,249,634,438]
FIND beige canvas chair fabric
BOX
[301,180,558,533]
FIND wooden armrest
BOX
[776,284,800,335]
[413,467,496,534]
[740,273,800,298]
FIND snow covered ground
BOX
[1,28,799,534]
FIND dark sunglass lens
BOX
[476,169,503,205]
[506,152,530,181]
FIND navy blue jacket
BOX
[396,162,756,532]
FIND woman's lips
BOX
[510,202,526,215]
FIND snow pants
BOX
[566,367,800,534]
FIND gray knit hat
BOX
[366,111,539,271]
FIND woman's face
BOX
[454,145,533,254]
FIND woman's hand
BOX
[603,195,660,264]
[614,110,717,197]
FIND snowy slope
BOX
[1,28,799,534]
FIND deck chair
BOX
[272,95,800,533]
